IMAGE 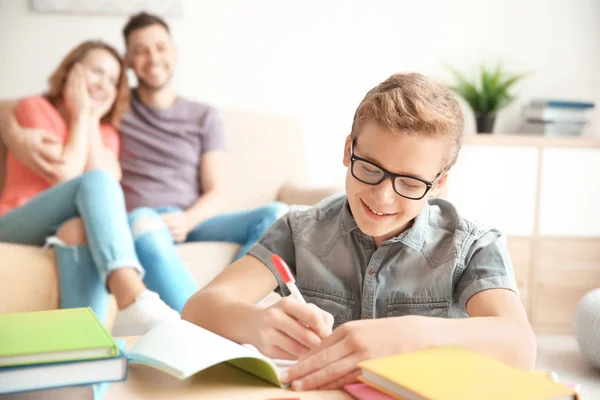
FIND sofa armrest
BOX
[0,244,60,313]
[276,183,344,206]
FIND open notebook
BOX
[127,319,294,387]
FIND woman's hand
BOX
[64,63,92,118]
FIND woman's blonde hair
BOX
[351,73,464,169]
[45,40,129,126]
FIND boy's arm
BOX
[284,289,535,391]
[431,231,536,367]
[0,99,63,181]
[182,254,279,343]
[436,288,536,367]
[182,211,334,360]
[182,254,333,360]
[283,232,536,390]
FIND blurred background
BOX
[1,0,599,186]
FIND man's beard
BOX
[137,74,172,92]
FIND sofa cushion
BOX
[0,241,241,314]
[176,241,239,289]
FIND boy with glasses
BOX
[182,73,536,390]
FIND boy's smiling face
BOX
[343,121,450,246]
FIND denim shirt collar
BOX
[340,198,429,251]
[390,202,429,251]
[340,199,359,235]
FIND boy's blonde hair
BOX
[351,73,464,169]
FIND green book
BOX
[0,308,118,367]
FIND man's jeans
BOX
[156,202,289,257]
[129,202,289,307]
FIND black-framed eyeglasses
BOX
[350,139,444,200]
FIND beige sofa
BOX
[0,109,342,324]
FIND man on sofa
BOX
[0,12,287,330]
[1,11,286,251]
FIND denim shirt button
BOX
[368,268,375,275]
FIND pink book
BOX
[343,383,395,400]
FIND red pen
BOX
[271,254,306,304]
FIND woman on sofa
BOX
[0,40,196,335]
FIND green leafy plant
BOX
[446,64,529,115]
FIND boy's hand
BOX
[251,297,334,360]
[282,315,432,390]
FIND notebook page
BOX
[128,319,277,380]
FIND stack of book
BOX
[346,345,579,400]
[0,308,127,399]
[520,99,595,137]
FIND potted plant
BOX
[446,64,529,133]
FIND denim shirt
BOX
[247,194,518,329]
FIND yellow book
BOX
[358,346,578,400]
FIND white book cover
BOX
[523,106,590,123]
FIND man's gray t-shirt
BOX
[248,195,518,329]
[119,90,225,211]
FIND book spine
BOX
[86,308,119,356]
[523,107,589,123]
[531,100,594,109]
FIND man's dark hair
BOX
[123,12,170,45]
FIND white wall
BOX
[1,0,599,186]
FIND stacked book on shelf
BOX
[520,99,595,137]
[0,308,127,399]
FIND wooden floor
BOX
[535,334,600,399]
